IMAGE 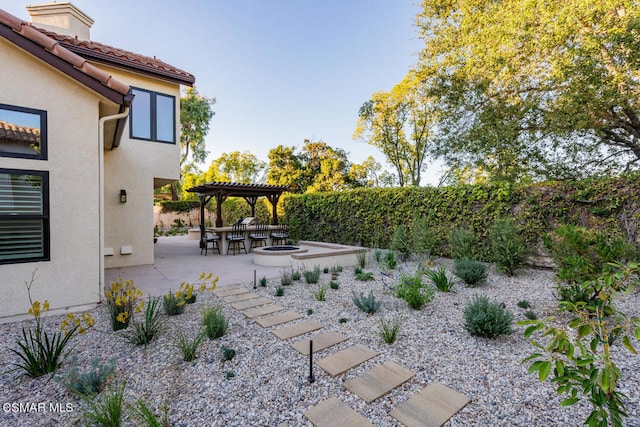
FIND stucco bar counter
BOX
[206,225,282,254]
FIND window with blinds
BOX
[0,169,49,264]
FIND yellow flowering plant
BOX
[10,270,95,377]
[105,278,144,331]
[179,272,219,304]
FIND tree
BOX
[173,87,215,199]
[266,141,359,193]
[207,151,266,183]
[354,71,437,186]
[416,0,640,180]
[350,156,395,187]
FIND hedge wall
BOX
[283,173,640,260]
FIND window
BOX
[130,88,175,143]
[0,103,47,160]
[0,169,49,264]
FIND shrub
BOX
[517,300,531,309]
[453,258,488,286]
[163,291,185,316]
[225,370,235,380]
[105,278,144,331]
[489,217,528,276]
[385,251,397,269]
[524,310,537,320]
[313,286,327,301]
[303,266,321,284]
[390,224,412,259]
[275,286,284,297]
[395,273,434,309]
[374,249,383,263]
[329,281,339,290]
[339,317,348,323]
[448,226,477,260]
[463,295,514,338]
[379,315,403,344]
[58,356,115,396]
[281,273,293,286]
[132,399,169,427]
[11,272,95,378]
[128,296,165,346]
[292,270,302,281]
[357,251,367,268]
[323,267,329,274]
[260,276,268,287]
[82,380,126,427]
[355,271,375,281]
[177,272,219,304]
[175,330,205,362]
[543,224,638,284]
[411,217,437,256]
[203,305,228,339]
[221,346,236,361]
[425,266,456,291]
[307,309,313,315]
[352,291,381,314]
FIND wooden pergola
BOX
[186,182,290,228]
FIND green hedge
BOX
[159,200,201,213]
[284,173,640,260]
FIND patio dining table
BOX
[206,225,281,254]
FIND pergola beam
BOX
[187,182,290,228]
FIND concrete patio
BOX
[105,234,285,296]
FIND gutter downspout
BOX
[98,107,130,301]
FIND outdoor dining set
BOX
[200,221,289,255]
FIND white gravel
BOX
[1,256,639,426]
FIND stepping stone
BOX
[243,304,285,319]
[344,361,415,403]
[256,311,303,328]
[390,382,470,427]
[315,344,378,377]
[214,287,248,297]
[291,331,348,355]
[304,396,373,427]
[221,292,260,303]
[271,320,323,340]
[231,297,272,310]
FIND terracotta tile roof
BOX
[0,8,131,103]
[39,29,195,86]
[0,119,40,144]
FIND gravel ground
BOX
[1,255,639,426]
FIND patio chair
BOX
[226,222,247,255]
[270,225,289,246]
[200,224,220,255]
[248,222,269,252]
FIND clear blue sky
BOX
[4,0,442,184]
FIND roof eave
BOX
[0,24,131,107]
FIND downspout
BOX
[98,107,130,301]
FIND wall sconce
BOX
[120,189,127,203]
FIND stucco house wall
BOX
[103,66,181,268]
[0,37,108,319]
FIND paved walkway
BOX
[211,283,470,426]
[105,235,284,297]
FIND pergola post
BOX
[215,192,227,227]
[266,193,280,225]
[243,196,258,217]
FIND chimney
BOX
[26,2,94,40]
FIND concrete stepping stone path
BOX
[315,344,378,377]
[271,320,323,340]
[304,397,374,427]
[291,331,348,356]
[242,304,285,319]
[344,361,415,403]
[220,292,260,303]
[231,297,272,310]
[213,286,248,298]
[390,382,470,427]
[255,311,303,328]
